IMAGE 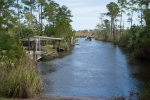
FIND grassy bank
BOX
[0,32,42,99]
[75,32,92,37]
[0,57,42,98]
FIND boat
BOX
[85,36,92,41]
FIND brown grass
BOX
[0,57,42,99]
[75,32,93,37]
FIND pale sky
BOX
[54,0,118,31]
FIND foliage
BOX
[0,0,75,41]
[59,42,70,51]
[106,2,120,21]
[96,0,150,60]
[0,57,42,98]
[106,2,120,41]
[0,0,75,99]
[0,32,24,61]
[0,32,42,98]
[44,25,55,37]
[44,2,74,42]
[16,28,34,38]
[44,0,59,26]
[0,0,17,31]
[119,26,150,59]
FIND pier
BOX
[20,36,64,61]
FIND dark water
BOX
[38,38,149,97]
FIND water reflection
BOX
[38,38,147,97]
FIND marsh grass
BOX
[0,57,42,98]
[75,32,92,37]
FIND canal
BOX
[38,38,150,97]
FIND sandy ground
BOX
[17,95,109,100]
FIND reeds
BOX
[75,32,92,37]
[0,57,42,98]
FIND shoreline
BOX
[13,94,136,100]
[13,95,118,100]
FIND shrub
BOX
[118,32,131,48]
[119,28,150,59]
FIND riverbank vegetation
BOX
[75,31,92,37]
[0,32,42,98]
[93,0,150,61]
[0,0,74,99]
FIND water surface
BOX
[38,38,142,97]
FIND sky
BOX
[54,0,118,31]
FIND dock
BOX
[21,36,64,62]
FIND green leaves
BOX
[0,0,17,31]
[44,0,59,25]
[17,28,34,38]
[106,2,120,18]
[0,32,24,64]
[119,27,150,59]
[43,1,73,40]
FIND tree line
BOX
[0,0,74,40]
[95,0,150,59]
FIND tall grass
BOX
[0,57,42,98]
[75,32,92,37]
[0,32,42,98]
[42,45,55,52]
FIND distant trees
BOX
[94,13,111,41]
[97,0,150,41]
[96,0,150,60]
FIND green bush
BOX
[16,28,34,39]
[119,27,150,59]
[0,32,25,61]
[119,32,131,48]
